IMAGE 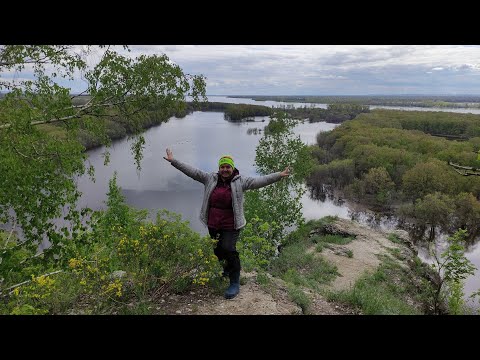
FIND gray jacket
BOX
[170,159,283,230]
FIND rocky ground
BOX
[155,218,422,315]
[156,271,356,315]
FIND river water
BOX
[212,95,480,114]
[74,96,480,310]
[75,110,341,231]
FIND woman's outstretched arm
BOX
[163,148,210,184]
[242,166,290,190]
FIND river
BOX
[211,95,480,114]
[75,96,480,310]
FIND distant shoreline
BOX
[3,92,480,109]
[223,95,480,109]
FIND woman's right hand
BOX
[164,148,174,162]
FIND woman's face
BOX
[219,164,233,179]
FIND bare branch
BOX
[12,145,30,158]
[449,161,475,170]
[0,270,63,297]
[0,93,148,129]
[449,162,480,176]
[70,89,88,100]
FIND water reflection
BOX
[347,209,398,232]
[246,127,263,135]
[308,184,480,310]
[30,98,480,311]
[414,230,480,311]
[307,185,398,231]
[4,95,480,310]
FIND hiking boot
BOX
[224,270,240,299]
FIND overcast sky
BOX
[5,45,480,96]
[135,45,480,96]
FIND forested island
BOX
[306,108,480,241]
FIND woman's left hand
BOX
[280,166,290,177]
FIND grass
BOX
[268,216,348,309]
[287,284,311,314]
[314,233,355,257]
[282,216,338,247]
[387,233,403,244]
[324,255,425,315]
[321,234,355,245]
[256,271,271,286]
[315,243,325,252]
[388,247,405,261]
[119,301,154,315]
[256,271,276,295]
[270,241,338,290]
[258,215,431,314]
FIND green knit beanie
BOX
[218,155,235,169]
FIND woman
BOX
[163,148,290,299]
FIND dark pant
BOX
[208,227,241,275]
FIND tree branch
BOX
[448,161,476,170]
[0,45,71,68]
[0,90,157,130]
[448,162,480,176]
[0,270,63,296]
[12,145,30,158]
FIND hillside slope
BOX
[155,218,429,315]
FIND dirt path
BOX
[159,271,350,315]
[157,219,412,315]
[318,218,405,292]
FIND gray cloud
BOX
[136,45,480,95]
[4,45,480,95]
